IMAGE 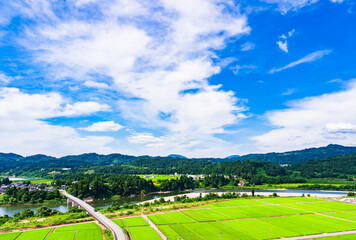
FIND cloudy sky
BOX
[0,0,355,157]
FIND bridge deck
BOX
[60,190,128,240]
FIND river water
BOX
[0,189,348,217]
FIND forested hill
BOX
[1,144,356,174]
[229,144,356,164]
[290,153,356,179]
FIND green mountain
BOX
[231,144,356,165]
[290,153,356,178]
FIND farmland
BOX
[3,196,356,239]
[141,197,356,240]
[0,222,103,240]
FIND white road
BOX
[60,190,128,240]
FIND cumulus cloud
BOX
[330,0,343,3]
[0,87,113,156]
[80,121,123,132]
[5,0,250,157]
[276,29,295,53]
[269,50,332,73]
[252,80,356,152]
[277,40,288,53]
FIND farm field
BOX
[0,223,103,240]
[136,174,178,182]
[145,197,356,240]
[127,226,161,240]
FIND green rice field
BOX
[144,197,356,240]
[3,197,356,240]
[0,223,103,240]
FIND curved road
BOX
[60,190,128,240]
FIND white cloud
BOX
[0,72,15,83]
[326,122,356,133]
[262,0,319,14]
[277,40,288,53]
[0,87,114,156]
[80,121,123,132]
[281,88,295,95]
[269,49,332,73]
[241,42,255,51]
[330,0,343,3]
[128,133,164,145]
[231,65,257,75]
[84,80,109,89]
[276,29,295,53]
[10,0,250,157]
[0,88,109,119]
[252,80,356,152]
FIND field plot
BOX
[46,231,76,240]
[181,210,216,222]
[164,211,196,223]
[56,222,101,231]
[325,211,356,221]
[0,231,22,240]
[147,197,356,240]
[194,199,268,208]
[112,218,125,228]
[285,201,356,213]
[158,225,183,239]
[124,216,149,227]
[17,228,52,240]
[127,226,161,240]
[148,213,177,225]
[256,197,323,204]
[212,204,307,219]
[75,230,102,240]
[50,222,102,240]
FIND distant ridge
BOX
[229,144,356,165]
[1,144,356,171]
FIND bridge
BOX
[60,190,128,240]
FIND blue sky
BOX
[0,0,355,157]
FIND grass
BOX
[170,224,200,240]
[16,228,52,240]
[127,226,161,240]
[46,231,76,240]
[56,222,101,231]
[182,222,240,240]
[181,210,216,222]
[148,214,177,225]
[124,216,149,227]
[194,199,268,208]
[325,211,356,221]
[136,174,178,182]
[0,231,22,240]
[75,230,102,240]
[255,197,323,204]
[285,201,356,212]
[112,219,125,228]
[157,225,183,240]
[164,212,196,223]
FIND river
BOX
[0,189,348,217]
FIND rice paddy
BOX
[144,197,356,240]
[0,223,102,240]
